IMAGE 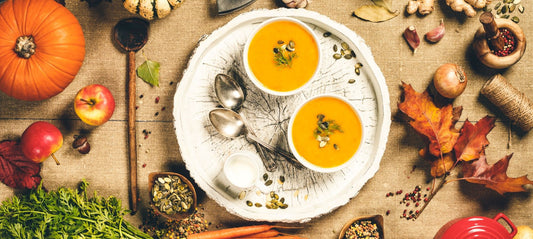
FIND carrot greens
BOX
[0,180,152,238]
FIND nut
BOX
[72,135,90,154]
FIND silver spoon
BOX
[209,108,297,162]
[214,73,277,172]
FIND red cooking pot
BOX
[434,213,517,239]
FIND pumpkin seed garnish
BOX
[279,176,285,183]
[355,68,361,75]
[344,54,353,60]
[314,114,342,148]
[238,191,246,200]
[518,5,524,13]
[495,2,501,10]
[255,203,262,207]
[333,44,338,52]
[348,79,356,84]
[246,200,253,207]
[509,4,516,12]
[274,40,297,67]
[333,53,342,60]
[511,16,519,23]
[341,42,349,50]
[263,173,268,181]
[323,32,332,37]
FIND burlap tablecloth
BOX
[1,0,532,238]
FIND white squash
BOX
[123,0,184,20]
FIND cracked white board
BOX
[173,8,391,223]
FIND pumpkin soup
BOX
[246,19,319,93]
[290,96,363,169]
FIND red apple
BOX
[21,121,63,165]
[74,84,116,126]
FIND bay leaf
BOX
[372,0,393,12]
[137,60,160,87]
[353,5,399,22]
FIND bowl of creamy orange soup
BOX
[288,95,364,173]
[243,17,321,96]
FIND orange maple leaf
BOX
[463,153,533,195]
[454,116,496,162]
[398,82,461,157]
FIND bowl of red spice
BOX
[472,12,526,69]
[338,215,384,239]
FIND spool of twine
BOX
[480,74,533,132]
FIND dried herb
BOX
[0,140,41,189]
[0,180,152,238]
[273,40,297,67]
[314,114,342,148]
[137,58,160,87]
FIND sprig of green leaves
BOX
[0,180,152,238]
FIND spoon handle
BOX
[246,133,297,162]
[127,50,138,214]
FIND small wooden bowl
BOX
[338,215,384,239]
[148,172,197,221]
[473,18,526,69]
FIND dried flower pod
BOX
[72,135,90,154]
[425,20,445,43]
[403,25,420,53]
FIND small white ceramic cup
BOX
[243,16,322,96]
[223,151,262,189]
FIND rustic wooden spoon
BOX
[113,18,149,214]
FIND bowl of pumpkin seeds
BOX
[149,172,197,220]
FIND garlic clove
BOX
[425,20,445,43]
[403,25,420,53]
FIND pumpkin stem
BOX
[15,36,36,59]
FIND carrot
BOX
[188,225,274,239]
[235,229,280,238]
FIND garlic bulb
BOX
[282,0,309,8]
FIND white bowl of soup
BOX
[243,17,321,96]
[288,95,364,173]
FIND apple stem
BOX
[80,98,96,106]
[51,153,61,165]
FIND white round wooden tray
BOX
[173,8,391,223]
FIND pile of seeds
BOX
[141,209,209,239]
[485,0,524,23]
[152,175,194,215]
[323,31,364,78]
[243,173,288,210]
[343,220,381,239]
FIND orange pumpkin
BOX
[0,0,85,101]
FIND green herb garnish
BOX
[314,114,343,148]
[273,40,297,67]
[0,180,152,238]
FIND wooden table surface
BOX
[1,0,533,238]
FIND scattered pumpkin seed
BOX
[286,40,295,52]
[512,16,520,23]
[341,42,349,50]
[513,0,520,4]
[502,14,510,18]
[351,50,356,58]
[495,2,501,10]
[509,4,516,12]
[501,4,508,13]
[518,5,524,13]
[263,173,268,181]
[497,8,502,14]
[344,54,352,60]
[355,68,361,75]
[238,191,246,200]
[265,180,273,186]
[246,200,253,206]
[255,203,262,207]
[333,53,342,60]
[333,44,338,52]
[334,144,339,150]
[348,79,356,84]
[323,32,332,37]
[279,176,285,183]
[277,40,284,44]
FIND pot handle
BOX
[493,213,517,237]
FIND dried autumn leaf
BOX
[0,140,41,189]
[373,0,393,12]
[454,116,495,162]
[353,5,399,22]
[398,82,461,157]
[430,153,455,177]
[463,153,533,195]
[137,59,160,87]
